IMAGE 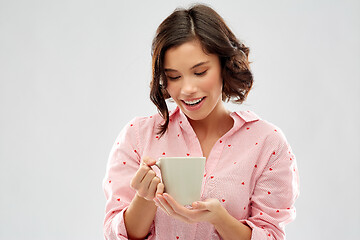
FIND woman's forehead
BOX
[164,40,216,69]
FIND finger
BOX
[142,156,157,166]
[202,198,221,211]
[192,201,208,210]
[163,194,207,220]
[163,193,190,215]
[156,195,174,215]
[146,177,161,200]
[154,196,171,215]
[157,195,195,224]
[155,182,164,195]
[136,170,156,198]
[140,170,156,189]
[130,164,151,189]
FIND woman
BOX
[103,4,299,240]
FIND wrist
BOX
[135,193,155,203]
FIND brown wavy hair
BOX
[150,4,253,136]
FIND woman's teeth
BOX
[184,97,204,106]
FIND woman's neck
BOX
[187,102,233,140]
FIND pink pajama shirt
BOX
[103,107,299,239]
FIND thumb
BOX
[192,201,209,210]
[142,156,156,166]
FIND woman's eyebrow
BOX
[164,61,210,72]
[190,61,209,69]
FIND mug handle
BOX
[154,160,161,169]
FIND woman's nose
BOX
[180,77,197,95]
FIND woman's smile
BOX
[181,97,206,111]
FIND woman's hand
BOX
[130,156,164,201]
[153,193,226,225]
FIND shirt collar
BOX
[169,106,260,123]
[233,110,260,123]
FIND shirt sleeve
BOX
[102,118,155,239]
[240,129,300,240]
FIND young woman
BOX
[103,4,299,240]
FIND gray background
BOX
[1,0,359,239]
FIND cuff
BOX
[239,220,272,240]
[112,207,129,239]
[111,206,155,240]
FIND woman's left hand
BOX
[153,193,226,225]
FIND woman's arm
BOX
[125,157,164,239]
[210,206,252,240]
[124,194,157,239]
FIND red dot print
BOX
[260,212,263,215]
[228,144,231,147]
[112,211,115,214]
[176,237,179,239]
[287,208,291,210]
[123,162,126,165]
[290,157,292,161]
[246,127,250,130]
[203,173,206,177]
[130,124,133,127]
[268,191,271,195]
[134,150,137,153]
[222,199,225,202]
[269,168,273,171]
[109,180,111,183]
[242,182,245,185]
[268,234,271,237]
[255,142,258,145]
[117,198,120,201]
[254,164,257,168]
[150,116,152,118]
[177,134,180,137]
[274,129,277,132]
[276,210,280,213]
[186,153,190,156]
[234,162,237,164]
[210,176,214,179]
[272,151,276,155]
[162,152,166,155]
[179,121,182,124]
[156,136,159,139]
[244,206,246,210]
[219,140,223,143]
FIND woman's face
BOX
[164,40,224,121]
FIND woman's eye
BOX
[167,76,181,80]
[194,70,207,76]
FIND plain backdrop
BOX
[0,0,359,239]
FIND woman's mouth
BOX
[181,97,206,111]
[182,97,205,106]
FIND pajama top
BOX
[103,107,300,240]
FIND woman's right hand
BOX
[130,156,164,201]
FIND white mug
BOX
[156,157,206,206]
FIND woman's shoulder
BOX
[235,109,289,143]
